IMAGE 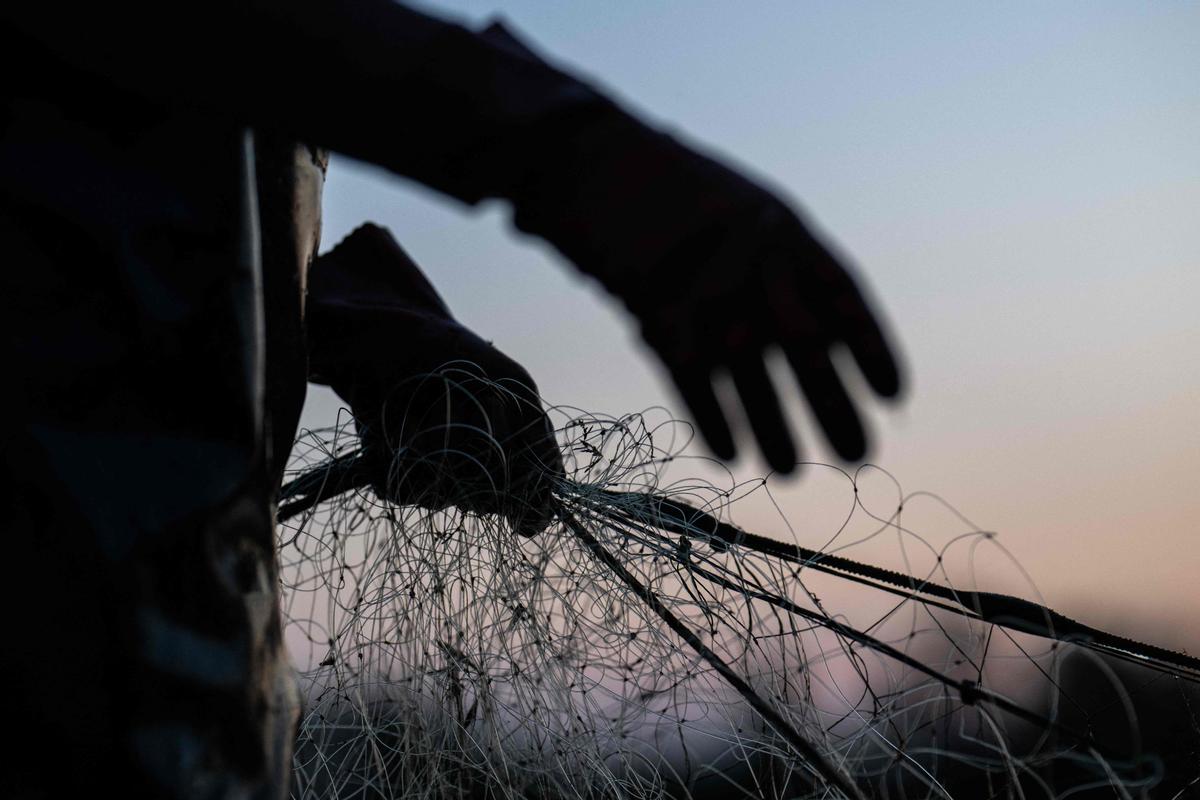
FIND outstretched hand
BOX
[514,124,903,472]
[306,224,563,535]
[636,192,902,473]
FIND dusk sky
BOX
[301,2,1199,649]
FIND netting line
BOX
[553,495,1182,776]
[277,391,1199,798]
[280,462,1193,776]
[574,488,1200,683]
[557,505,867,800]
[278,455,1190,796]
[279,455,1200,688]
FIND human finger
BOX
[669,366,736,461]
[479,375,560,535]
[510,470,557,537]
[762,268,868,461]
[782,342,866,462]
[506,409,564,529]
[811,251,903,399]
[729,356,797,474]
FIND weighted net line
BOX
[279,448,1200,684]
[278,396,1198,798]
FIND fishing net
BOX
[277,378,1200,799]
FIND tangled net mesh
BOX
[278,377,1200,799]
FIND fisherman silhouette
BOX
[1,4,901,797]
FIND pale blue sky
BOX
[304,2,1199,646]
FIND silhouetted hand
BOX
[306,224,563,535]
[513,122,903,472]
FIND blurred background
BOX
[300,1,1199,653]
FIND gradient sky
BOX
[301,2,1199,650]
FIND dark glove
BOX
[410,23,899,473]
[508,108,903,473]
[306,223,563,535]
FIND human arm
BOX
[6,1,902,469]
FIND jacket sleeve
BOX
[3,1,626,207]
